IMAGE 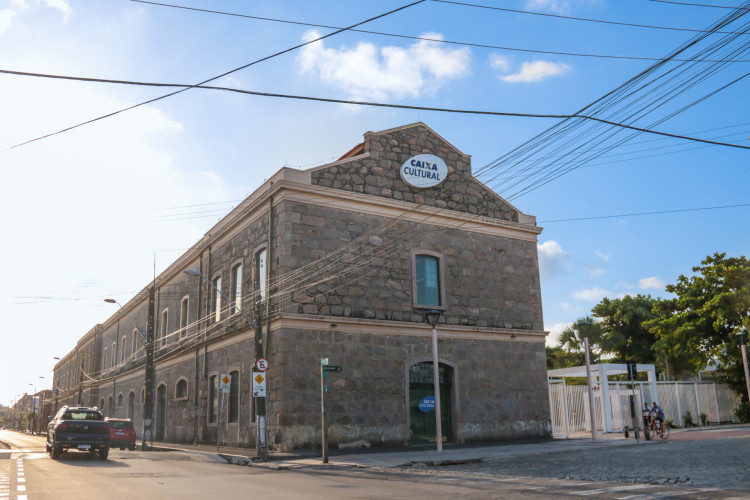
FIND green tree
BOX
[592,294,658,364]
[546,345,584,369]
[647,253,750,400]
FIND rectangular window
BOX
[161,309,168,346]
[213,276,222,322]
[415,254,441,306]
[132,330,138,356]
[180,297,189,338]
[121,336,126,363]
[231,264,242,314]
[103,348,108,370]
[256,250,267,301]
[110,342,116,368]
[209,375,218,423]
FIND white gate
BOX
[548,380,740,436]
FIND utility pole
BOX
[254,290,268,461]
[142,286,155,451]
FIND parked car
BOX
[106,418,137,450]
[46,406,110,459]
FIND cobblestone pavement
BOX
[413,431,750,493]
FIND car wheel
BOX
[50,442,60,460]
[99,447,109,460]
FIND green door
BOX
[409,363,451,445]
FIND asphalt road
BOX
[2,427,749,499]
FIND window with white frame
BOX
[256,249,267,301]
[180,296,189,339]
[231,263,242,314]
[213,276,222,322]
[110,341,116,368]
[103,347,108,370]
[132,329,139,356]
[161,308,168,346]
[121,335,126,363]
[414,253,443,307]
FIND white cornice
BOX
[270,313,546,343]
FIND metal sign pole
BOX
[629,363,639,442]
[217,391,224,452]
[321,362,328,464]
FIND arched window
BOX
[117,393,123,408]
[160,308,169,346]
[228,370,240,423]
[128,391,135,419]
[175,378,188,400]
[180,296,189,339]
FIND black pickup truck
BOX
[46,406,110,459]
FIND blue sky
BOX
[1,0,748,405]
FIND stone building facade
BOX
[51,123,550,451]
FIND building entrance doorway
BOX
[409,362,452,445]
[155,384,166,441]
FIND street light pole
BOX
[580,320,597,440]
[425,310,443,452]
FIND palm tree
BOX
[558,316,603,364]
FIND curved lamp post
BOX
[425,309,443,452]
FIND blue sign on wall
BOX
[418,396,435,412]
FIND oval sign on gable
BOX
[400,154,448,189]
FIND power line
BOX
[129,0,750,63]
[432,0,750,34]
[538,202,750,223]
[3,68,748,150]
[649,0,750,9]
[2,0,425,152]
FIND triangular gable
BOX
[310,123,520,223]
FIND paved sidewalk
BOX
[150,428,664,469]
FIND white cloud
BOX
[559,302,570,310]
[587,266,606,277]
[538,240,571,280]
[639,276,666,290]
[489,54,510,73]
[0,8,16,32]
[297,30,470,101]
[526,0,600,14]
[595,251,609,262]
[573,287,611,302]
[502,60,571,83]
[526,0,571,13]
[546,321,571,345]
[42,0,71,20]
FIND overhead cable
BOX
[2,69,747,150]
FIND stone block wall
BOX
[275,200,543,331]
[268,327,551,450]
[310,124,518,222]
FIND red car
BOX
[106,418,137,450]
